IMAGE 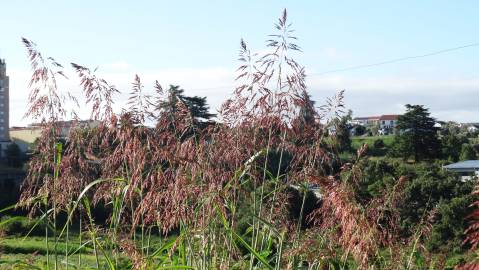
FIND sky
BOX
[1,0,479,126]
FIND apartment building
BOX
[0,59,9,142]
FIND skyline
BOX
[2,1,479,126]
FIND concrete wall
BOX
[9,128,42,153]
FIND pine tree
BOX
[460,144,477,161]
[159,85,216,123]
[394,104,440,161]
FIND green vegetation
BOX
[461,143,477,160]
[1,10,479,270]
[352,135,395,151]
[0,236,91,255]
[391,104,441,161]
[4,142,24,168]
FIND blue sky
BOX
[2,1,479,125]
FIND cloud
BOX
[7,67,479,127]
[307,75,479,122]
[8,67,237,126]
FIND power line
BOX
[309,42,479,76]
[187,41,479,92]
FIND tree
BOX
[297,91,316,126]
[460,143,477,161]
[159,85,216,123]
[394,104,440,161]
[354,125,366,136]
[356,158,474,251]
[369,122,380,136]
[334,110,352,153]
[441,130,468,162]
[373,138,385,149]
[5,142,22,168]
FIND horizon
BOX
[2,1,479,126]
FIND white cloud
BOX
[8,67,237,126]
[7,67,479,127]
[307,75,479,122]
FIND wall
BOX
[9,128,42,153]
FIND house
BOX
[352,114,400,135]
[353,114,400,129]
[352,116,380,126]
[379,115,399,130]
[466,123,479,133]
[443,160,479,181]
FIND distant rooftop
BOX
[354,116,381,120]
[29,119,99,128]
[444,160,479,172]
[354,114,400,121]
[379,114,400,121]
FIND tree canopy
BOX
[333,110,352,153]
[5,142,22,168]
[393,104,440,161]
[159,85,216,123]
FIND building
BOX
[353,115,400,129]
[0,59,9,142]
[444,160,479,181]
[352,116,380,126]
[9,126,43,153]
[464,123,479,133]
[379,115,400,129]
[28,120,99,137]
[9,120,99,153]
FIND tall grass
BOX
[0,9,461,270]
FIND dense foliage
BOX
[392,104,441,161]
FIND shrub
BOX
[460,143,477,161]
[373,139,385,149]
[0,215,47,236]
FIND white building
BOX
[467,124,479,133]
[378,115,399,130]
[444,160,479,181]
[352,116,380,126]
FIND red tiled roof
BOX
[379,115,399,120]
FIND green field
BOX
[0,236,101,269]
[351,135,395,150]
[0,232,174,269]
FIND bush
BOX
[428,196,473,252]
[354,125,366,136]
[0,215,47,236]
[460,143,477,161]
[373,139,385,149]
[356,158,474,251]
